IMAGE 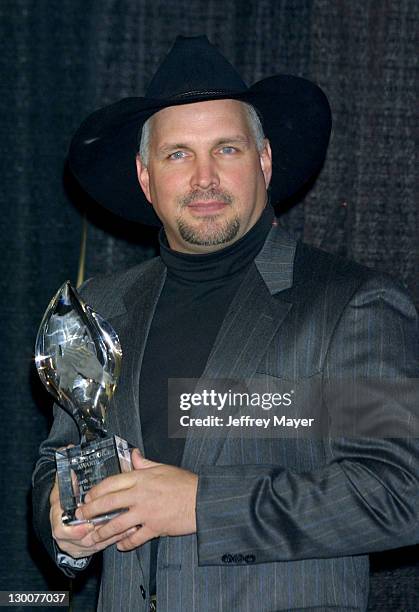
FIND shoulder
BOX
[288,241,418,375]
[262,223,377,292]
[295,242,418,344]
[266,231,417,328]
[293,240,373,287]
[293,240,413,304]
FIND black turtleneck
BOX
[138,205,274,595]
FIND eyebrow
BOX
[157,136,251,155]
[215,137,251,147]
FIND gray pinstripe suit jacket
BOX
[32,225,419,611]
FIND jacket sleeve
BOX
[195,274,419,565]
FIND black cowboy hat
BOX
[68,35,332,226]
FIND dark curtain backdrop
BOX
[1,1,417,610]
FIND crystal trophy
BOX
[35,281,132,525]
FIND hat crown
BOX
[145,35,247,100]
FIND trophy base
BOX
[55,435,132,525]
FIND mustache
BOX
[179,189,234,207]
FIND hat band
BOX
[166,88,245,100]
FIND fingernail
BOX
[84,494,91,503]
[75,508,84,520]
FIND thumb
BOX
[131,448,159,470]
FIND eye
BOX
[168,151,187,160]
[219,146,237,155]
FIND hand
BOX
[75,449,198,552]
[50,475,137,559]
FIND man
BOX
[33,36,419,611]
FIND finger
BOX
[80,524,138,550]
[53,519,95,543]
[84,472,137,502]
[89,510,138,543]
[50,501,68,533]
[116,525,154,551]
[49,478,60,506]
[50,480,66,530]
[92,530,139,553]
[131,449,160,470]
[78,488,137,521]
[70,468,79,493]
[49,480,93,540]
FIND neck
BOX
[159,204,275,283]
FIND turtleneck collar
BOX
[159,205,275,283]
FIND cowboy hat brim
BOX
[68,73,331,226]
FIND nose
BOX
[190,154,220,190]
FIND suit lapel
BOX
[106,258,166,453]
[181,224,297,470]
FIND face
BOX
[136,99,272,253]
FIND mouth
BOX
[186,201,229,216]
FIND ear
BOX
[259,139,272,189]
[136,154,152,204]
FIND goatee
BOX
[176,189,239,246]
[177,214,240,246]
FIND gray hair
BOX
[138,101,265,166]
